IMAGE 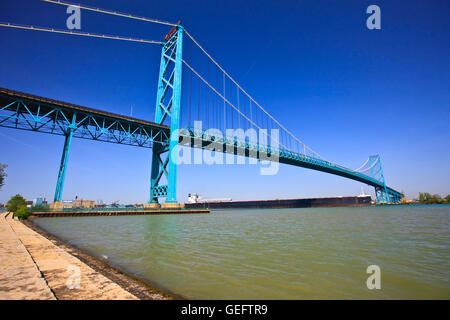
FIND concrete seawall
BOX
[0,212,164,300]
[31,208,210,218]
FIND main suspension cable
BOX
[41,0,326,160]
[353,157,371,172]
[184,30,328,161]
[0,22,162,44]
[41,0,177,27]
[355,157,379,173]
[183,60,287,151]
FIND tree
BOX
[419,193,425,203]
[446,195,450,203]
[6,194,27,213]
[0,163,6,190]
[418,192,447,204]
[431,194,444,204]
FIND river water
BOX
[33,205,450,299]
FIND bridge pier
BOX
[54,129,73,202]
[374,186,389,203]
[145,203,161,209]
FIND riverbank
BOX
[25,218,175,299]
[0,212,169,300]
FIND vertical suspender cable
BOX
[198,50,201,125]
[188,44,192,128]
[223,73,226,131]
[185,31,328,161]
[216,67,219,129]
[237,87,240,129]
[249,98,253,129]
[231,83,234,130]
[206,60,209,129]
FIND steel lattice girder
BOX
[179,128,403,202]
[0,89,170,148]
[150,144,170,199]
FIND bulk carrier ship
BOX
[185,192,372,209]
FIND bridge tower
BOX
[368,155,391,203]
[148,25,183,208]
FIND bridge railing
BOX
[0,91,170,148]
[181,126,385,187]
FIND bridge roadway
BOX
[0,87,170,147]
[181,129,402,201]
[0,87,402,201]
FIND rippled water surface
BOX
[33,205,450,299]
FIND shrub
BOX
[14,205,30,220]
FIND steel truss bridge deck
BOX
[0,87,402,203]
[0,87,170,147]
[180,129,403,202]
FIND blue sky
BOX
[1,0,449,204]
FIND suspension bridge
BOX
[0,0,403,206]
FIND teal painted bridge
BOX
[0,86,402,204]
[0,2,403,204]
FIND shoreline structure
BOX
[0,212,170,300]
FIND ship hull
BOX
[185,196,372,209]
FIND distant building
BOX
[50,199,95,210]
[33,197,46,206]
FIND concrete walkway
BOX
[0,212,137,300]
[0,212,55,299]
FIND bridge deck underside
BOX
[180,129,402,199]
[0,88,170,147]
